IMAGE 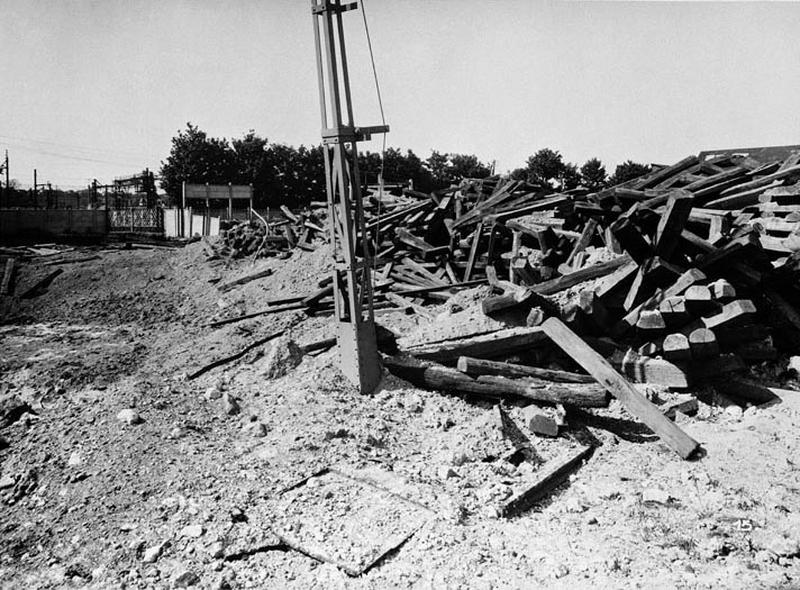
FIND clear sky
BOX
[1,0,798,189]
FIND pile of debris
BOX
[372,147,800,455]
[214,205,326,259]
[204,145,800,461]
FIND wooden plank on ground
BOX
[217,268,273,293]
[385,292,432,319]
[541,318,699,459]
[500,445,594,517]
[383,356,608,407]
[188,328,286,379]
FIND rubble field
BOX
[3,151,800,589]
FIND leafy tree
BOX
[525,148,566,187]
[509,168,528,182]
[379,148,434,192]
[448,154,492,181]
[608,160,651,186]
[425,150,450,187]
[580,158,607,190]
[159,123,238,199]
[231,131,270,203]
[422,151,491,188]
[560,163,581,191]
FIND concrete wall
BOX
[0,209,108,240]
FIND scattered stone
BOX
[173,569,200,588]
[229,508,247,523]
[207,541,225,559]
[450,451,470,467]
[243,422,267,437]
[222,393,240,416]
[117,409,142,425]
[437,466,458,480]
[205,386,222,400]
[180,524,204,538]
[259,336,303,379]
[604,556,620,571]
[169,426,186,439]
[404,392,424,413]
[725,405,743,419]
[142,543,164,563]
[521,405,559,437]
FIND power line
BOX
[0,133,161,161]
[9,144,155,167]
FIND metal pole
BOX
[310,0,389,393]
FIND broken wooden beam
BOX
[217,268,274,293]
[455,356,595,383]
[541,318,699,458]
[611,268,706,337]
[403,327,549,364]
[188,328,286,379]
[383,356,608,408]
[500,445,594,517]
[532,254,633,296]
[654,190,694,259]
[609,349,690,389]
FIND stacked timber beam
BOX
[361,179,558,300]
[216,206,325,259]
[377,146,800,460]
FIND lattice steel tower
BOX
[311,0,388,393]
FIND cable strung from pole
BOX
[360,0,387,273]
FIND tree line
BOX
[158,123,653,208]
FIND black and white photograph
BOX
[1,0,800,588]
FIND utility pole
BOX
[311,0,389,393]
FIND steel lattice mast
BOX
[311,0,388,393]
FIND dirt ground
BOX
[1,242,799,590]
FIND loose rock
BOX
[117,409,142,425]
[259,336,304,379]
